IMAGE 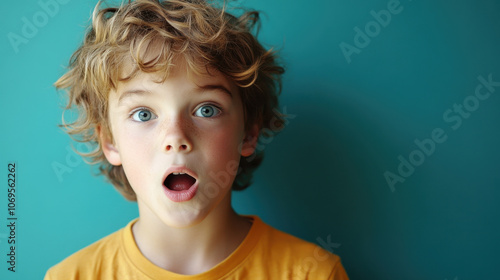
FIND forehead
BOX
[111,59,238,100]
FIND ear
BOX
[241,124,259,157]
[98,125,122,166]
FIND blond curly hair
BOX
[55,0,285,200]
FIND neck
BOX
[132,193,252,275]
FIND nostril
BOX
[165,144,189,151]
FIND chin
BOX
[159,207,209,229]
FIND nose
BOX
[162,120,193,153]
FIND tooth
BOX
[173,172,179,175]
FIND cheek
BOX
[204,124,243,155]
[117,122,159,153]
[198,124,243,177]
[115,130,157,188]
[118,131,154,159]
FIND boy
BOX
[45,0,349,279]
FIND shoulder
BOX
[44,221,131,280]
[248,216,349,279]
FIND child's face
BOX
[101,61,257,227]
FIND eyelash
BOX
[129,107,156,121]
[194,103,223,118]
[128,103,223,122]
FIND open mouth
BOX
[163,172,196,192]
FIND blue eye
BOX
[131,108,157,122]
[195,105,221,118]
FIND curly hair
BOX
[55,0,285,201]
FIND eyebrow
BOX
[118,89,152,105]
[197,84,233,98]
[117,84,233,105]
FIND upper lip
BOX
[162,166,198,184]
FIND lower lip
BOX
[163,181,199,202]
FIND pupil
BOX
[202,107,213,116]
[139,111,150,120]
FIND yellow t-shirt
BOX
[45,216,349,279]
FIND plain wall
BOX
[1,0,499,279]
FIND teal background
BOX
[1,0,499,279]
